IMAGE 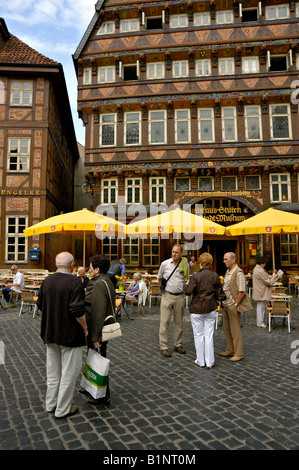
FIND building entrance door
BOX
[190,239,237,275]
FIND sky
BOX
[0,0,98,145]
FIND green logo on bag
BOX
[83,363,108,388]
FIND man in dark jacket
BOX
[107,258,126,286]
[37,251,88,419]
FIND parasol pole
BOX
[271,233,275,272]
[83,231,86,268]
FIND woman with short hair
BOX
[184,252,220,369]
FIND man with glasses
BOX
[221,252,252,362]
[157,244,189,357]
[2,264,25,308]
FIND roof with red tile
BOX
[0,18,58,66]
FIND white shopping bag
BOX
[80,349,110,399]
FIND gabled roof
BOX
[0,18,57,66]
[72,0,104,67]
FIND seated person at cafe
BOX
[2,264,25,308]
[125,273,147,305]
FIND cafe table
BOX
[115,290,133,321]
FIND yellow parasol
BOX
[225,208,299,270]
[24,208,125,266]
[126,208,225,237]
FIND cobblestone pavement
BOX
[0,297,299,454]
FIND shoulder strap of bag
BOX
[165,257,182,284]
[102,279,116,321]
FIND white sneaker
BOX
[257,323,267,328]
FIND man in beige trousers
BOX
[157,245,189,358]
[221,252,252,362]
[252,257,278,328]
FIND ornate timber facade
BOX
[0,19,79,271]
[74,0,299,273]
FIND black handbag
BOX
[217,286,226,306]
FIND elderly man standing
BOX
[37,252,88,418]
[221,252,252,362]
[157,244,189,357]
[252,256,278,328]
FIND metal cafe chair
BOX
[18,291,38,318]
[267,299,291,333]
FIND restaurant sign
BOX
[1,189,41,196]
[202,206,247,223]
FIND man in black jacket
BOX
[37,252,88,418]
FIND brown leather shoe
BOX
[161,349,171,357]
[220,351,234,357]
[174,346,186,354]
[230,355,244,362]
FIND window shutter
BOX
[267,50,271,71]
[136,60,140,78]
[287,50,293,69]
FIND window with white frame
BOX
[280,234,298,266]
[216,10,234,24]
[101,179,118,204]
[146,62,165,80]
[120,18,139,32]
[8,138,30,172]
[270,104,291,140]
[198,108,214,142]
[245,175,261,190]
[265,4,290,20]
[174,177,190,191]
[219,58,235,75]
[242,57,259,74]
[83,68,92,85]
[102,237,118,262]
[170,14,188,28]
[221,176,238,191]
[270,173,291,203]
[267,50,293,71]
[125,178,142,204]
[245,106,262,141]
[10,81,32,106]
[194,12,211,25]
[143,238,160,266]
[144,14,164,30]
[124,112,141,145]
[175,109,190,143]
[100,113,116,147]
[98,66,115,83]
[149,110,166,144]
[122,238,139,265]
[173,61,188,78]
[198,176,214,191]
[120,62,140,81]
[150,177,166,204]
[222,107,237,142]
[97,21,115,35]
[6,216,27,262]
[195,59,211,77]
